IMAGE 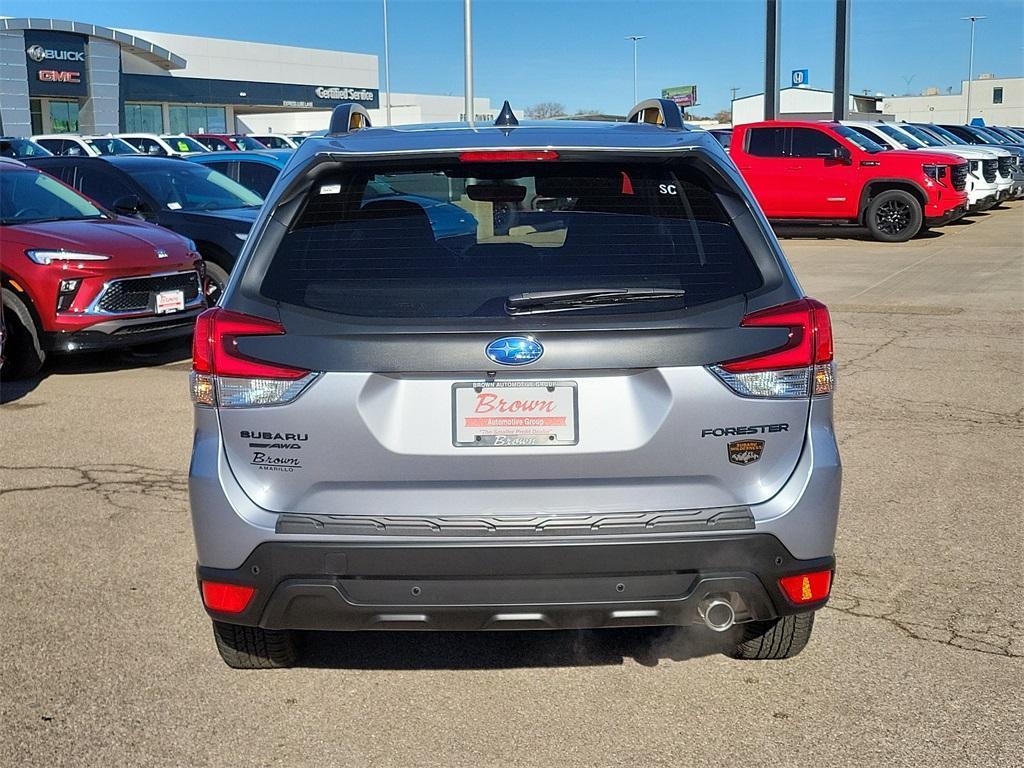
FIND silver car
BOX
[188,100,841,668]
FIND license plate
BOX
[452,381,578,447]
[155,289,185,314]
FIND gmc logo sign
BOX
[38,70,81,84]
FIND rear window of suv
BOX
[260,161,763,318]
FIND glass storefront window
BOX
[30,99,44,135]
[169,105,227,134]
[49,100,80,133]
[124,103,164,133]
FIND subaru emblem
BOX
[485,336,543,366]
[155,249,168,259]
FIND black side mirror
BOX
[112,194,147,217]
[831,146,852,164]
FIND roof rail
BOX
[327,104,372,136]
[626,99,687,130]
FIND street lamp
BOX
[465,0,474,125]
[960,15,986,122]
[382,0,392,126]
[625,35,645,104]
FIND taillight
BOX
[201,580,256,613]
[459,150,559,162]
[190,307,317,408]
[778,570,832,605]
[710,298,835,398]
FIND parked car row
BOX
[1,139,479,378]
[0,157,207,378]
[5,131,314,160]
[713,120,1024,242]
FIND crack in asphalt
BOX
[0,464,187,513]
[838,328,912,376]
[825,591,1022,659]
[838,393,1023,432]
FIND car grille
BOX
[950,163,968,191]
[982,158,997,183]
[96,271,201,314]
[997,156,1012,177]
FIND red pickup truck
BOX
[730,121,969,242]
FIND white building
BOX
[881,76,1023,125]
[731,86,884,126]
[239,93,503,135]
[0,16,504,137]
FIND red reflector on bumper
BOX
[201,581,256,613]
[778,570,832,604]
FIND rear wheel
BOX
[865,189,922,242]
[211,621,297,669]
[729,611,815,660]
[1,288,45,380]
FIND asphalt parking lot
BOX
[2,205,1021,767]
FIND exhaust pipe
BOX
[699,597,736,632]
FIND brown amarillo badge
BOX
[728,440,765,465]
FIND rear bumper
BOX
[198,535,834,631]
[42,308,201,352]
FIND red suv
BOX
[0,159,205,378]
[731,121,969,241]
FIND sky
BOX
[5,0,1023,115]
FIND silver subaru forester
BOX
[188,100,841,668]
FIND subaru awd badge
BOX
[485,336,543,366]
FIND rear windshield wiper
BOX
[506,287,685,315]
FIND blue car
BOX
[189,149,477,244]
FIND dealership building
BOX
[881,76,1023,125]
[0,17,502,137]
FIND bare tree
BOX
[525,102,567,119]
[713,109,732,124]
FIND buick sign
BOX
[26,44,85,63]
[485,337,544,366]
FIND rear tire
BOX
[1,288,45,380]
[203,261,229,306]
[211,621,297,669]
[865,189,922,242]
[728,611,815,660]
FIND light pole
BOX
[960,15,986,122]
[382,0,392,126]
[464,0,474,125]
[626,35,645,104]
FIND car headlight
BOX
[26,250,111,265]
[922,164,948,183]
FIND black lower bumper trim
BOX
[43,310,200,352]
[197,535,835,632]
[926,203,967,227]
